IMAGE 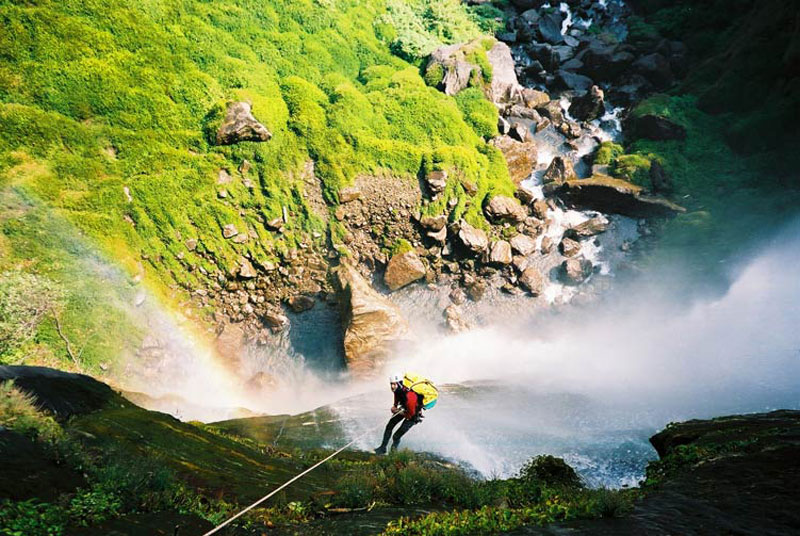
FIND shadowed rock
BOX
[0,366,115,418]
[547,175,686,218]
[332,263,408,376]
[215,102,272,145]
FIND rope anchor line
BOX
[201,413,398,536]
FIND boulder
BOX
[498,116,511,135]
[238,258,257,279]
[515,186,535,205]
[427,225,447,243]
[580,42,635,81]
[566,215,610,238]
[569,85,605,122]
[490,135,538,184]
[384,251,427,291]
[538,11,564,44]
[559,237,581,257]
[332,263,409,376]
[519,266,545,295]
[509,121,529,142]
[222,224,238,239]
[537,100,565,125]
[488,42,521,104]
[555,70,594,92]
[532,199,549,219]
[444,304,471,333]
[484,195,527,223]
[287,295,315,313]
[338,185,361,203]
[628,114,686,141]
[457,220,489,254]
[561,257,592,285]
[263,309,289,330]
[464,275,487,301]
[425,170,448,196]
[420,214,447,231]
[489,240,513,265]
[548,175,686,218]
[542,156,577,184]
[527,43,560,71]
[520,88,550,109]
[632,53,673,88]
[215,102,272,146]
[510,233,537,256]
[426,43,479,96]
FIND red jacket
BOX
[394,387,420,420]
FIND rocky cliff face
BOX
[512,410,800,535]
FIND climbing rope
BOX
[201,412,398,536]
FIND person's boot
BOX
[389,441,400,453]
[374,445,387,455]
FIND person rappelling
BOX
[374,372,438,454]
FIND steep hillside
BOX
[0,0,512,370]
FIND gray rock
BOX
[510,234,537,256]
[332,263,409,376]
[542,156,577,184]
[555,70,594,92]
[457,220,489,254]
[559,237,581,257]
[569,85,605,122]
[420,214,447,231]
[425,170,448,195]
[490,240,513,265]
[239,258,257,279]
[509,122,529,142]
[566,216,610,238]
[384,251,427,291]
[561,257,592,285]
[485,195,527,223]
[222,224,238,239]
[216,102,272,145]
[538,12,564,44]
[519,266,545,295]
[427,43,479,96]
[339,186,361,203]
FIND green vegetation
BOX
[593,141,624,166]
[0,381,62,444]
[621,94,800,290]
[376,455,634,535]
[379,0,501,62]
[390,238,415,256]
[0,0,513,371]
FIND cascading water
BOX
[336,221,800,486]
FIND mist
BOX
[330,220,800,484]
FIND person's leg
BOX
[390,419,417,451]
[375,413,404,453]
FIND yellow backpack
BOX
[402,372,438,409]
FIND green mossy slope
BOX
[0,0,513,369]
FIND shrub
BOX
[613,154,652,186]
[0,271,63,361]
[0,381,63,443]
[517,455,583,490]
[593,141,624,166]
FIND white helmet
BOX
[389,372,404,384]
